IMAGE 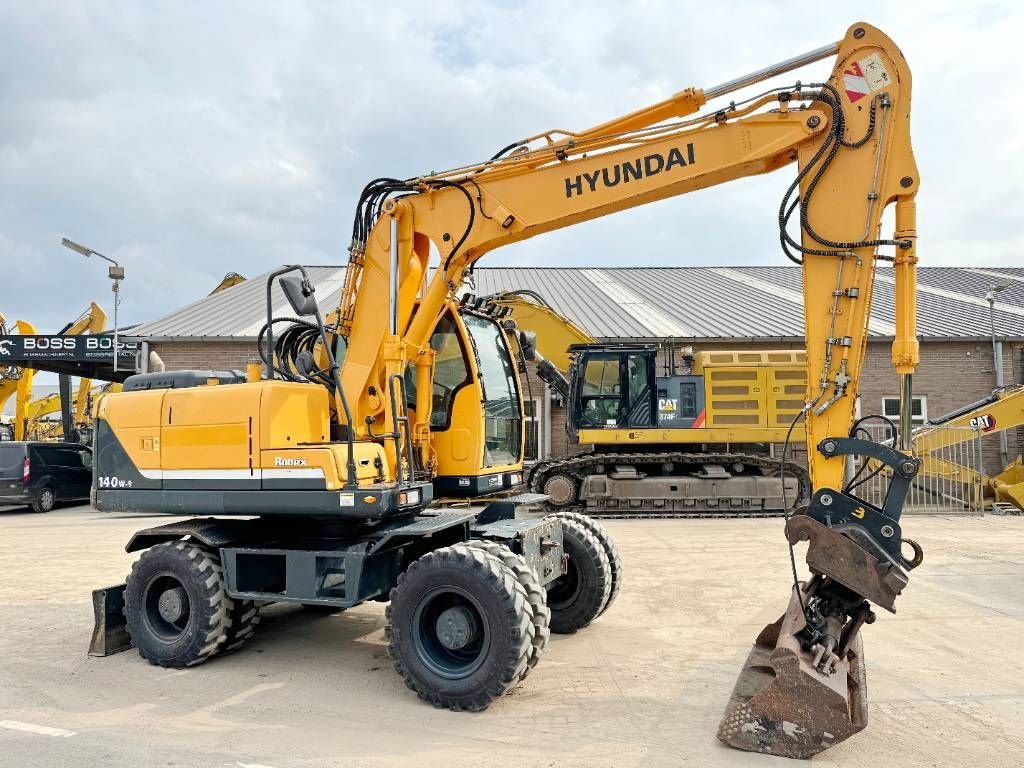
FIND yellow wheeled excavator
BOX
[93,22,922,757]
[484,289,810,516]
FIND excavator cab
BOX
[418,300,526,497]
[568,344,659,434]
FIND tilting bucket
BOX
[718,585,867,759]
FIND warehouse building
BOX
[131,265,1024,476]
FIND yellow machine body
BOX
[576,350,808,446]
[97,380,389,489]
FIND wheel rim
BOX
[143,572,192,642]
[41,489,53,508]
[412,585,489,679]
[546,555,582,611]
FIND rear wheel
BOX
[550,511,621,616]
[546,517,611,634]
[465,539,550,680]
[220,599,261,655]
[123,541,231,668]
[386,544,534,711]
[31,486,54,513]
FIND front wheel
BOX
[550,511,621,617]
[386,544,535,711]
[546,517,611,634]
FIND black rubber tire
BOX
[546,517,611,634]
[465,539,550,681]
[550,511,621,617]
[123,541,231,668]
[386,544,534,711]
[220,599,261,655]
[31,486,55,513]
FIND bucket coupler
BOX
[719,437,924,758]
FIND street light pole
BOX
[62,238,125,372]
[985,282,1010,469]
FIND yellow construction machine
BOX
[485,289,809,516]
[0,313,38,441]
[209,271,246,295]
[93,22,923,757]
[903,386,1024,512]
[21,303,109,442]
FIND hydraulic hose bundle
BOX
[257,317,334,388]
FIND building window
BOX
[881,395,927,426]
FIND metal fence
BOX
[850,424,985,515]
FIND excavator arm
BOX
[327,22,919,757]
[483,290,595,401]
[910,386,1024,511]
[22,303,108,440]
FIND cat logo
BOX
[969,413,997,433]
[852,507,866,519]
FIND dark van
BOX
[0,442,93,512]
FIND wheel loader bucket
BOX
[718,585,867,759]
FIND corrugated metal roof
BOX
[132,265,1024,342]
[133,266,347,339]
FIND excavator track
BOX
[528,452,810,520]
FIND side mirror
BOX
[518,330,538,361]
[280,275,318,317]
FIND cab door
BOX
[575,351,656,429]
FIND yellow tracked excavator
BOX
[483,289,811,517]
[92,22,924,757]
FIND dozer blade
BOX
[88,583,133,657]
[718,585,867,759]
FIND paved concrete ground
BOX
[1,505,1022,767]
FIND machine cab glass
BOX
[572,346,656,429]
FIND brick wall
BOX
[150,341,258,373]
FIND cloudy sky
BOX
[1,1,1021,335]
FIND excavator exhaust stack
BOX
[718,584,867,759]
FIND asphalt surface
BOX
[1,504,1023,767]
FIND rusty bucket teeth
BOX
[717,588,868,759]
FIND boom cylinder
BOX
[892,199,919,450]
[704,41,840,100]
[389,216,399,336]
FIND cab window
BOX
[580,356,622,427]
[404,312,471,429]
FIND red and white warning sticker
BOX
[843,53,891,103]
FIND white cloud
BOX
[0,1,1020,332]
